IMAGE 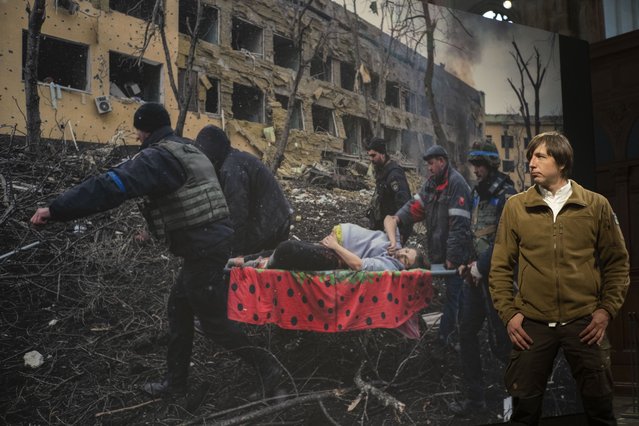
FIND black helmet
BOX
[468,139,500,169]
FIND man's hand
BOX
[445,260,455,270]
[579,309,610,346]
[321,233,340,250]
[507,313,533,350]
[31,207,51,225]
[458,263,478,286]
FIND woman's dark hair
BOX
[526,131,573,178]
[408,248,429,270]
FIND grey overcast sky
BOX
[344,1,563,116]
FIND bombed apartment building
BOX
[1,0,485,174]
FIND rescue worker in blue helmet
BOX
[449,138,517,416]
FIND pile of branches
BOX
[0,136,525,425]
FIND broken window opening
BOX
[312,104,337,136]
[232,17,263,55]
[177,68,198,112]
[340,61,356,91]
[109,0,157,21]
[362,72,379,100]
[419,96,430,118]
[383,127,401,155]
[21,31,88,91]
[310,54,332,82]
[403,91,416,114]
[385,81,400,108]
[109,51,162,102]
[401,130,419,161]
[502,159,515,172]
[342,115,371,155]
[179,1,219,44]
[273,34,299,71]
[203,76,220,114]
[232,83,264,123]
[275,94,303,130]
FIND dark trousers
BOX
[506,317,616,425]
[268,240,343,270]
[166,255,256,386]
[459,279,511,401]
[439,273,463,344]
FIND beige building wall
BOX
[484,114,562,190]
[0,1,193,146]
[2,0,485,176]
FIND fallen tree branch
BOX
[186,388,347,426]
[353,361,405,415]
[94,398,161,417]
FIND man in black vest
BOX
[31,103,282,398]
[365,138,412,243]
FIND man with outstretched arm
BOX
[31,103,283,399]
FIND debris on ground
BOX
[0,140,578,425]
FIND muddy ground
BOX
[0,141,577,425]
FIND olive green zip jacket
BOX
[489,180,629,325]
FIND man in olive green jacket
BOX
[489,132,629,425]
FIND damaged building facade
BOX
[1,0,485,174]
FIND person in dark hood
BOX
[195,125,293,256]
[365,138,413,244]
[31,103,283,398]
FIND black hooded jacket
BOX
[48,126,233,259]
[195,125,292,255]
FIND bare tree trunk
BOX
[509,41,546,141]
[420,1,449,151]
[268,0,325,174]
[269,61,306,173]
[143,0,201,137]
[24,0,47,149]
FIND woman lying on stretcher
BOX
[227,223,429,272]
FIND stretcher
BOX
[227,265,456,334]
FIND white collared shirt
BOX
[539,180,572,222]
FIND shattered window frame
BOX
[273,33,299,71]
[21,31,89,92]
[275,94,304,130]
[232,82,264,123]
[383,126,401,155]
[310,54,332,82]
[385,81,400,108]
[311,104,337,137]
[178,1,219,44]
[231,17,264,56]
[203,75,221,115]
[109,51,162,103]
[109,0,158,21]
[340,61,356,92]
[342,114,371,155]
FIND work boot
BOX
[142,377,187,397]
[448,398,487,416]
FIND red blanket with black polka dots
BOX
[227,267,434,332]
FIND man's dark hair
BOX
[526,131,573,178]
[366,137,387,154]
